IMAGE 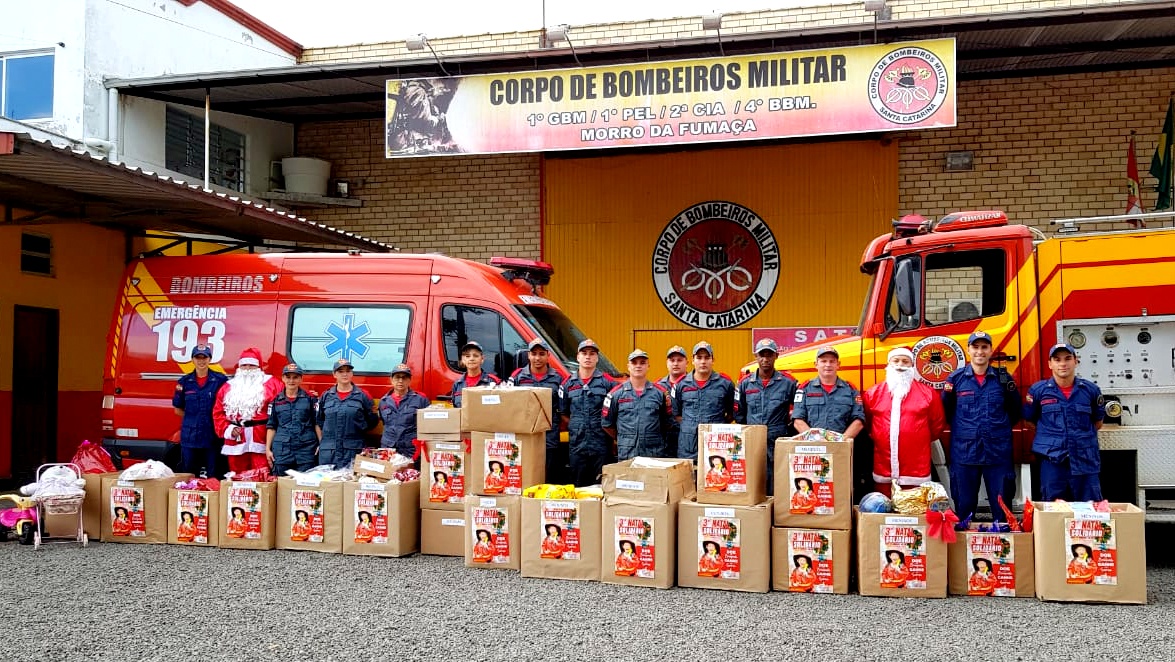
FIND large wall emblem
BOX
[652,201,780,330]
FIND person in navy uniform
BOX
[560,339,616,486]
[1024,343,1106,501]
[378,363,431,463]
[792,345,865,439]
[508,339,566,483]
[172,344,227,477]
[670,341,735,461]
[942,331,1021,521]
[735,338,798,495]
[657,345,689,458]
[316,358,378,469]
[265,363,320,476]
[450,340,500,408]
[603,349,672,460]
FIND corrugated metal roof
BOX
[0,132,393,251]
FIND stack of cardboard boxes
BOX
[343,455,420,558]
[601,456,695,589]
[773,432,853,594]
[100,472,194,544]
[417,407,468,556]
[679,424,773,593]
[460,386,553,571]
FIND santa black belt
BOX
[232,420,267,427]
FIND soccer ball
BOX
[859,492,894,513]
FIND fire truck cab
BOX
[102,253,617,467]
[770,210,1175,519]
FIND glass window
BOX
[924,249,1007,326]
[2,53,54,120]
[289,305,410,374]
[20,232,52,276]
[514,304,620,376]
[165,107,246,191]
[441,305,531,378]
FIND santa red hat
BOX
[237,347,263,367]
[887,347,915,362]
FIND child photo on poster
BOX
[788,530,834,593]
[227,506,247,538]
[615,539,638,576]
[1065,516,1117,586]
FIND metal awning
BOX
[108,2,1175,123]
[0,132,392,252]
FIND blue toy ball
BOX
[859,492,894,513]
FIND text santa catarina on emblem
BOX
[867,46,950,125]
[652,201,780,330]
[912,335,964,389]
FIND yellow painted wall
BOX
[543,140,898,376]
[0,223,126,391]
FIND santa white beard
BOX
[223,368,269,421]
[884,364,916,482]
[885,365,916,401]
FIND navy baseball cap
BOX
[967,331,994,346]
[460,340,484,354]
[692,341,714,358]
[527,338,550,352]
[1049,342,1077,358]
[815,345,839,358]
[333,358,354,371]
[627,349,649,361]
[754,338,780,355]
[666,345,687,358]
[390,363,412,377]
[191,344,213,359]
[282,363,303,376]
[577,338,600,352]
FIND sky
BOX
[231,0,838,48]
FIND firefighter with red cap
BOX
[213,347,283,474]
[657,345,689,457]
[862,347,946,495]
[316,357,378,469]
[378,363,431,462]
[559,339,616,486]
[450,340,500,408]
[670,341,735,461]
[508,338,566,482]
[735,338,798,495]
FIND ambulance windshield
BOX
[515,305,621,376]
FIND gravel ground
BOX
[6,526,1174,661]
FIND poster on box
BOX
[966,533,1016,596]
[226,482,264,540]
[615,516,656,579]
[880,520,927,590]
[484,434,523,495]
[788,529,834,593]
[702,429,747,494]
[290,488,325,543]
[175,491,210,544]
[789,447,834,515]
[110,483,145,537]
[698,515,741,580]
[430,448,466,504]
[470,506,511,564]
[353,486,388,545]
[540,501,581,560]
[1065,515,1117,586]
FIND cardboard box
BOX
[420,508,466,556]
[948,530,1035,598]
[600,498,677,589]
[342,480,420,557]
[602,457,695,504]
[461,386,553,434]
[678,498,773,593]
[353,455,399,481]
[82,472,118,539]
[1031,501,1146,604]
[421,439,470,511]
[464,494,521,570]
[696,424,767,506]
[855,510,948,598]
[521,496,603,581]
[468,432,546,497]
[774,438,854,531]
[275,477,343,553]
[167,489,220,546]
[417,406,462,436]
[101,473,193,544]
[218,480,277,550]
[772,528,852,594]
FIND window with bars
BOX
[20,232,53,276]
[164,107,246,191]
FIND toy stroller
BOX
[30,463,88,549]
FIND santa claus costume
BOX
[862,347,946,496]
[213,348,283,474]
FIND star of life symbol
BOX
[324,313,371,361]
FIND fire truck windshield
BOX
[515,305,621,377]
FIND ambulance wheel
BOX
[20,524,35,546]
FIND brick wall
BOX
[899,67,1175,230]
[300,0,1140,65]
[296,120,541,260]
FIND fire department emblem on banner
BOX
[867,46,950,125]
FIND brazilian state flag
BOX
[1151,98,1174,211]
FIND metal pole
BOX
[204,88,210,190]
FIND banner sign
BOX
[385,38,955,157]
[752,327,855,353]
